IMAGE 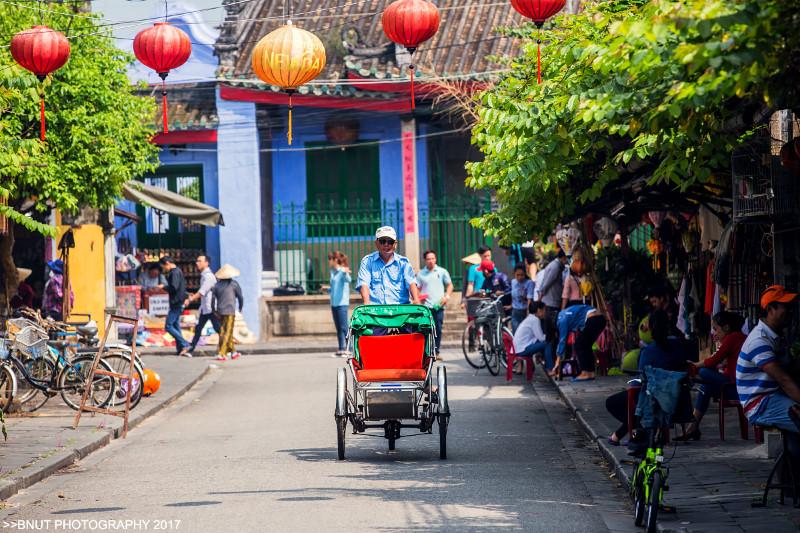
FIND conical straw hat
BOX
[462,253,481,265]
[215,264,240,280]
[16,268,32,282]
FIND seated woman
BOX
[676,311,746,441]
[513,302,554,371]
[605,310,687,445]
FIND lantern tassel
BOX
[537,37,542,85]
[287,93,293,146]
[162,80,169,134]
[410,64,415,111]
[40,95,46,141]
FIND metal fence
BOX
[273,196,491,293]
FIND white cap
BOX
[375,226,397,241]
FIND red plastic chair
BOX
[718,383,748,440]
[504,331,534,382]
[627,383,670,443]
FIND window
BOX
[136,165,205,249]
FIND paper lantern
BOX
[10,25,71,141]
[382,0,440,110]
[510,0,566,84]
[133,22,192,133]
[252,21,326,145]
[593,216,618,247]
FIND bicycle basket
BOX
[465,297,490,317]
[7,317,37,338]
[13,325,49,357]
[474,299,502,319]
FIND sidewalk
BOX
[0,356,211,501]
[550,374,800,532]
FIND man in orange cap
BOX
[736,285,800,433]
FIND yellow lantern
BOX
[251,21,326,145]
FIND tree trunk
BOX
[0,223,18,311]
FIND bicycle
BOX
[471,293,513,376]
[630,426,670,533]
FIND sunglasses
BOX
[378,238,396,245]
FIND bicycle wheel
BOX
[462,321,486,369]
[101,351,144,411]
[483,325,501,376]
[645,469,662,533]
[58,355,115,411]
[632,464,646,527]
[16,356,55,413]
[0,364,17,414]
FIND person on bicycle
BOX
[477,260,510,296]
[357,226,420,305]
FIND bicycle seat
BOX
[76,325,98,338]
[48,340,69,351]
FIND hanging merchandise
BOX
[647,210,666,228]
[556,223,581,256]
[133,22,192,133]
[382,0,440,110]
[510,0,566,84]
[593,216,618,247]
[10,25,70,141]
[252,21,326,145]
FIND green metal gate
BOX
[273,196,490,293]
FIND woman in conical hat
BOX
[215,264,240,280]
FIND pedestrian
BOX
[183,254,220,357]
[555,303,607,381]
[737,286,800,436]
[212,264,244,361]
[465,245,492,297]
[328,251,352,357]
[536,249,568,366]
[416,250,454,359]
[159,256,190,356]
[477,260,510,296]
[357,226,420,305]
[510,264,534,332]
[513,301,554,371]
[42,259,73,321]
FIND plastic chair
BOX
[627,384,642,438]
[718,382,748,440]
[752,427,799,507]
[504,333,533,382]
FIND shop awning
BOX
[121,181,224,227]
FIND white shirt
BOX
[198,268,217,314]
[513,314,546,352]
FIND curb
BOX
[545,373,634,489]
[0,364,212,501]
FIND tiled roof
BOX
[219,0,522,81]
[140,83,219,131]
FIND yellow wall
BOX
[56,224,106,335]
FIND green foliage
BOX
[468,0,799,242]
[0,4,159,234]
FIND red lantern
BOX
[133,22,192,133]
[382,0,440,110]
[510,0,566,84]
[10,26,71,141]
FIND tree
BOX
[0,3,158,292]
[467,0,800,243]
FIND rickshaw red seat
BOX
[355,333,427,382]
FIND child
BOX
[510,264,534,332]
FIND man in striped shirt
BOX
[736,285,800,432]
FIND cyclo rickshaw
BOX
[335,304,450,460]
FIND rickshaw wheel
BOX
[336,416,347,460]
[438,414,448,460]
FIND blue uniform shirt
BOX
[556,304,597,356]
[511,278,534,310]
[356,251,416,304]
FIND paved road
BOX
[1,350,635,533]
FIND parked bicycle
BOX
[631,425,670,533]
[462,293,513,375]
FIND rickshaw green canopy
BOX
[349,305,435,332]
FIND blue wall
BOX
[271,109,429,240]
[216,89,262,338]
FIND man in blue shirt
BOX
[357,226,420,305]
[556,304,606,382]
[416,249,453,357]
[465,245,492,297]
[478,260,510,295]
